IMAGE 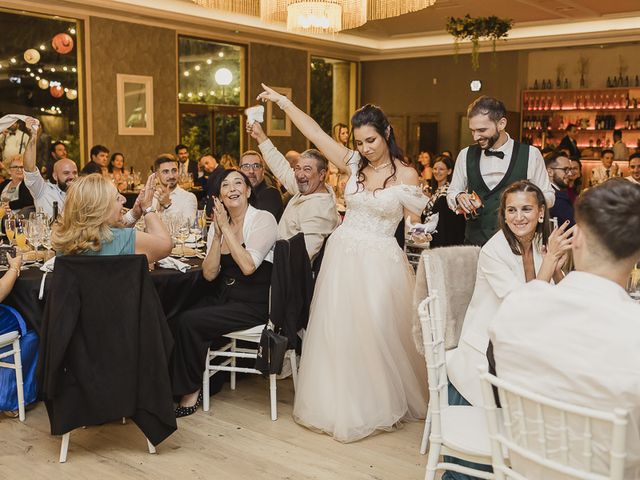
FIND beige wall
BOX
[361,50,527,155]
[247,42,309,154]
[89,17,177,172]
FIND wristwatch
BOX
[142,206,157,216]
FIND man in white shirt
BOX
[0,121,29,162]
[249,121,339,262]
[612,129,630,161]
[626,153,640,185]
[590,149,619,186]
[489,178,640,479]
[447,96,553,246]
[153,154,197,222]
[21,117,77,217]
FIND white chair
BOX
[416,247,481,455]
[418,294,494,480]
[59,430,156,463]
[478,365,629,480]
[0,330,25,422]
[202,324,298,421]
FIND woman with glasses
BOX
[0,155,34,211]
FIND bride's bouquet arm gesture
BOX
[257,83,351,175]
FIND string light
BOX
[194,65,201,71]
[39,44,46,50]
[183,70,190,77]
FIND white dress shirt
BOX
[489,271,640,479]
[590,163,620,186]
[446,229,543,406]
[258,139,340,261]
[626,175,640,185]
[613,140,630,160]
[23,169,65,218]
[447,134,554,210]
[153,186,197,223]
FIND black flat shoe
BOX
[175,390,203,418]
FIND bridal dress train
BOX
[293,155,429,443]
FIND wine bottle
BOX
[51,201,59,225]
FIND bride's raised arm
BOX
[257,83,351,174]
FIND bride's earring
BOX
[538,216,544,223]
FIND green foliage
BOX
[446,15,513,71]
[310,58,333,135]
[181,124,211,161]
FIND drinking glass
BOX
[4,217,16,245]
[15,219,28,251]
[27,220,43,266]
[176,219,190,261]
[41,223,52,259]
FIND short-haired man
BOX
[82,144,109,175]
[198,154,223,190]
[489,179,640,478]
[447,96,554,246]
[627,153,640,185]
[153,154,197,222]
[50,141,67,162]
[545,152,575,227]
[612,128,630,161]
[237,150,284,221]
[21,117,78,217]
[558,123,581,160]
[249,122,339,261]
[590,148,619,186]
[174,144,198,184]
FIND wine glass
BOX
[15,219,28,252]
[176,219,190,261]
[41,223,52,260]
[27,219,43,266]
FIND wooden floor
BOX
[0,376,429,479]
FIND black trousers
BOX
[170,295,268,396]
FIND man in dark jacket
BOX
[239,150,283,221]
[558,124,581,160]
[546,153,575,227]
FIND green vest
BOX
[465,142,529,246]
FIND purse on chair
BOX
[254,323,288,376]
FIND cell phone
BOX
[0,245,17,266]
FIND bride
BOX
[258,84,428,442]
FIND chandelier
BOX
[192,0,436,34]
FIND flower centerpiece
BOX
[446,15,513,70]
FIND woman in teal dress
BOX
[52,173,172,261]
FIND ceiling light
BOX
[470,80,482,92]
[368,0,436,20]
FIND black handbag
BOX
[254,325,288,376]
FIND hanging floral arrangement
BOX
[446,15,513,70]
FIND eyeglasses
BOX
[240,163,263,171]
[9,166,24,170]
[551,167,572,174]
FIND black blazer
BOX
[253,180,284,222]
[558,135,581,160]
[270,233,314,350]
[37,255,177,446]
[0,179,34,210]
[550,187,575,228]
[81,160,102,175]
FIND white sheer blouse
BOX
[206,204,277,269]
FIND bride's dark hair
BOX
[350,104,408,192]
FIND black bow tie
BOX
[484,149,504,159]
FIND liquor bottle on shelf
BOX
[625,115,631,130]
[563,78,569,89]
[636,75,640,87]
[607,77,612,88]
[533,79,539,90]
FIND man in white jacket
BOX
[247,121,339,262]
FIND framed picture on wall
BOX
[266,86,291,137]
[116,74,154,135]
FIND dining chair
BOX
[416,246,481,455]
[0,330,25,422]
[418,293,495,480]
[203,234,312,421]
[478,365,629,480]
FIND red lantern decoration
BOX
[50,85,64,98]
[51,33,74,54]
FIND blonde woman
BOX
[52,173,171,262]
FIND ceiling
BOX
[12,0,640,60]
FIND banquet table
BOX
[4,259,209,334]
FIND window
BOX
[0,8,83,167]
[310,57,357,137]
[178,36,245,161]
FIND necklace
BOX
[370,161,391,172]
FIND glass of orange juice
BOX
[4,218,16,245]
[15,219,28,250]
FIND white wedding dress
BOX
[293,154,429,443]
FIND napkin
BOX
[40,256,55,272]
[157,257,191,272]
[0,114,39,133]
[245,105,264,125]
[406,212,439,235]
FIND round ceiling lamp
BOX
[24,49,41,64]
[214,67,233,86]
[38,78,50,89]
[66,89,78,100]
[51,33,74,54]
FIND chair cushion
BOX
[440,405,492,457]
[0,330,19,347]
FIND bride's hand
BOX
[257,83,285,104]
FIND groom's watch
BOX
[142,206,157,216]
